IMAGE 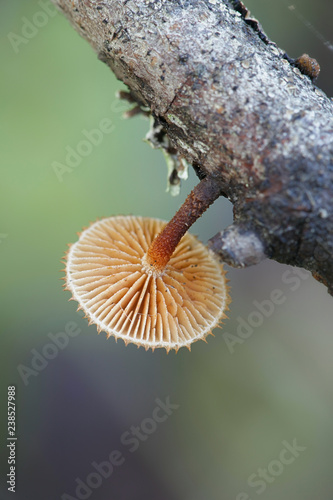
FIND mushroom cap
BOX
[65,216,230,351]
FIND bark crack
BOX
[51,0,333,295]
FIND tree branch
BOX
[52,0,333,295]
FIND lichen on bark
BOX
[51,0,333,295]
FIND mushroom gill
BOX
[65,215,230,351]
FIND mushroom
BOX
[65,176,231,351]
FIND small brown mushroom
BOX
[65,177,231,351]
[295,53,320,81]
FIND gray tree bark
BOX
[52,0,333,295]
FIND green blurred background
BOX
[1,1,333,499]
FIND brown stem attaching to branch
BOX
[51,0,333,295]
[146,176,221,271]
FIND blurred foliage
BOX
[1,1,333,499]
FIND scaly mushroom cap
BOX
[65,216,230,351]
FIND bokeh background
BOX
[1,1,333,499]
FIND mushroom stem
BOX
[146,176,222,271]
